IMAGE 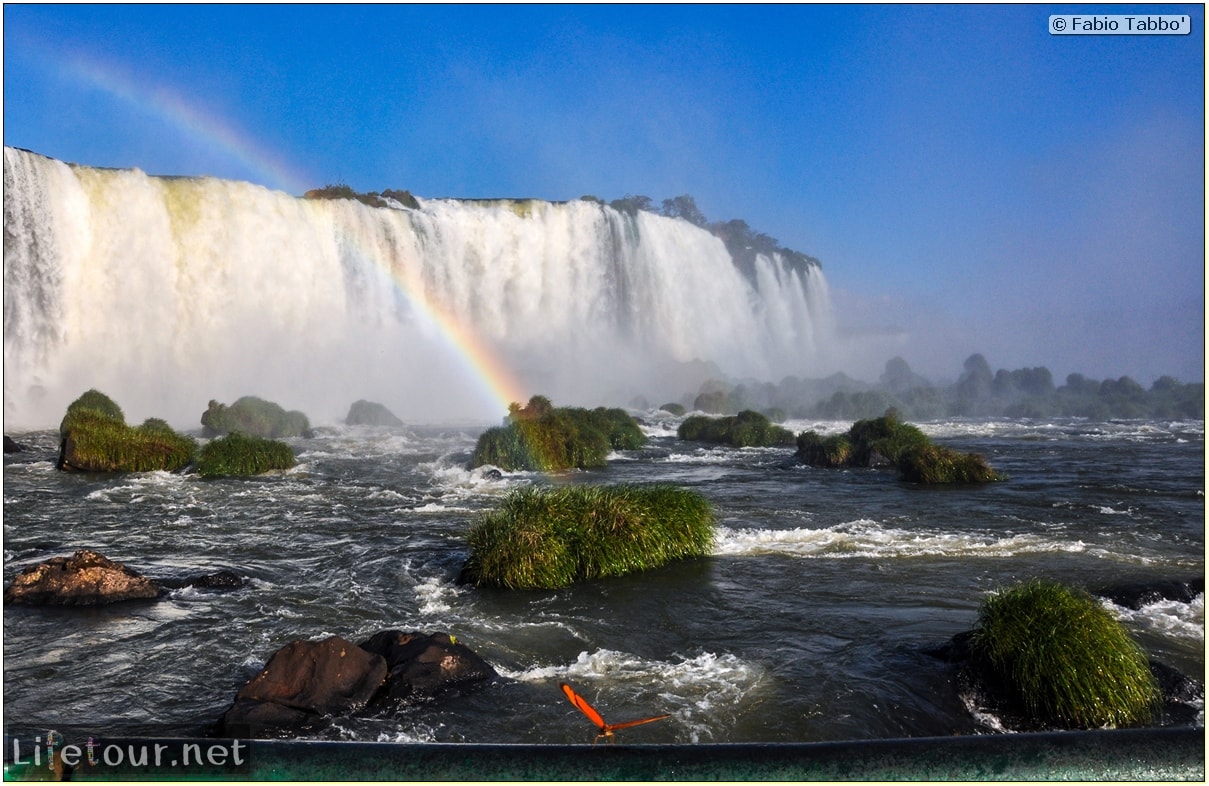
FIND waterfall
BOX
[3,146,835,428]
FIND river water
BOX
[2,415,1203,744]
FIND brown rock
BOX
[3,549,161,605]
[220,636,388,738]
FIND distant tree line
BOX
[303,184,420,209]
[679,354,1204,421]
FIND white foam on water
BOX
[960,693,1015,734]
[638,418,681,439]
[414,574,464,616]
[504,647,765,742]
[411,502,475,513]
[418,459,528,494]
[914,418,1203,445]
[712,521,1093,560]
[371,726,438,743]
[79,470,186,504]
[782,419,849,435]
[662,449,735,464]
[1106,593,1205,642]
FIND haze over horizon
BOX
[4,4,1204,390]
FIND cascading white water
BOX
[3,146,836,429]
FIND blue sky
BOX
[4,4,1204,384]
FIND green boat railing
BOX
[4,727,1204,781]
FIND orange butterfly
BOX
[559,681,670,744]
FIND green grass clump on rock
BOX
[469,396,647,472]
[677,410,796,447]
[897,443,1003,484]
[201,396,312,439]
[969,579,1161,729]
[57,390,196,473]
[463,484,715,589]
[794,432,852,467]
[60,389,124,432]
[796,410,1004,483]
[196,432,296,478]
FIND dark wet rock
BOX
[219,636,388,738]
[218,630,498,738]
[480,467,503,480]
[4,435,26,453]
[157,570,245,591]
[3,549,161,605]
[188,569,244,589]
[1094,578,1204,610]
[358,630,498,711]
[344,399,404,427]
[1150,661,1205,726]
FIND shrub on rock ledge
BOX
[967,579,1161,729]
[57,390,196,473]
[677,409,795,447]
[469,396,646,472]
[462,484,715,589]
[198,432,296,478]
[202,396,312,439]
[796,410,1003,483]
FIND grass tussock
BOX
[58,390,196,473]
[796,410,1004,484]
[897,444,1003,484]
[677,410,796,447]
[469,396,646,472]
[59,389,124,435]
[463,484,715,589]
[197,432,296,478]
[795,433,853,467]
[969,579,1161,729]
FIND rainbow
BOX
[59,51,312,195]
[360,244,533,417]
[58,49,531,420]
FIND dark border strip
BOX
[4,727,1204,781]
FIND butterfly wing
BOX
[560,682,607,731]
[605,713,671,732]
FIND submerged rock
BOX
[4,435,26,453]
[3,549,160,605]
[156,569,245,591]
[1094,578,1205,610]
[218,630,497,738]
